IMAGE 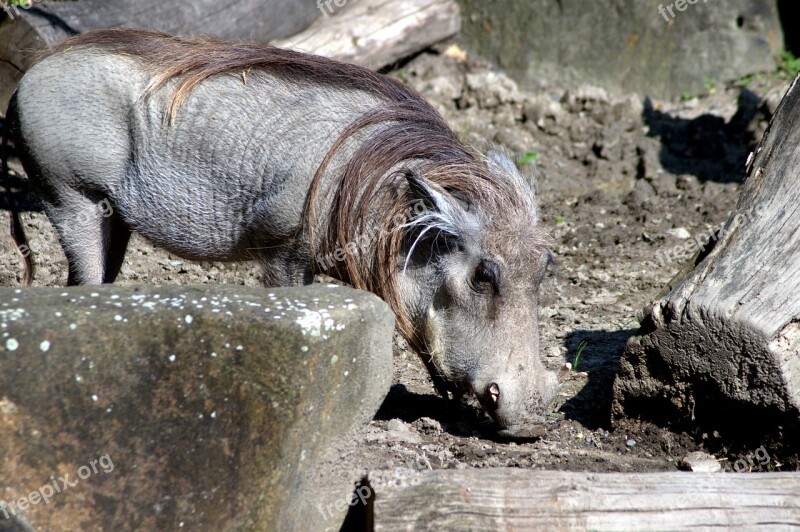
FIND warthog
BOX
[5,29,560,436]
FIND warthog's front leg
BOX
[258,248,314,287]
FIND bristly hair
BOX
[34,29,550,354]
[34,28,419,124]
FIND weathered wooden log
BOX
[612,76,800,439]
[0,0,321,108]
[368,469,800,530]
[273,0,461,70]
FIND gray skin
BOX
[8,49,560,437]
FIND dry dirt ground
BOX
[1,41,795,479]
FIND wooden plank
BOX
[369,469,800,530]
[273,0,461,70]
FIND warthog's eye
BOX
[471,259,500,294]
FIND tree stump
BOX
[613,75,800,443]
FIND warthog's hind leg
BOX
[45,192,115,285]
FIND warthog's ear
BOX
[402,171,472,271]
[404,170,465,226]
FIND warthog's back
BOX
[14,45,382,261]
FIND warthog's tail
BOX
[3,93,34,285]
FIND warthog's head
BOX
[399,152,559,437]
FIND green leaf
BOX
[519,151,539,166]
[778,50,800,79]
[572,340,588,371]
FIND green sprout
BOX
[572,340,588,371]
[736,72,759,88]
[554,215,566,223]
[778,50,800,79]
[519,151,539,166]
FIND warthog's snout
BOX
[479,369,560,439]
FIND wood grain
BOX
[272,0,461,70]
[369,468,800,530]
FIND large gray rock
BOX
[456,0,783,100]
[0,284,393,531]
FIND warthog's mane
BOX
[37,29,548,352]
[36,28,418,124]
[304,105,549,351]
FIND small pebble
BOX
[678,451,721,473]
[666,227,691,239]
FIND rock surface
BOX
[456,0,784,100]
[0,284,393,531]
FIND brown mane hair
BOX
[36,29,547,353]
[35,28,418,123]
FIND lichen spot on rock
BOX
[296,309,324,337]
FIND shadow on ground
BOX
[1,117,42,212]
[374,383,499,438]
[560,327,638,430]
[642,87,763,183]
